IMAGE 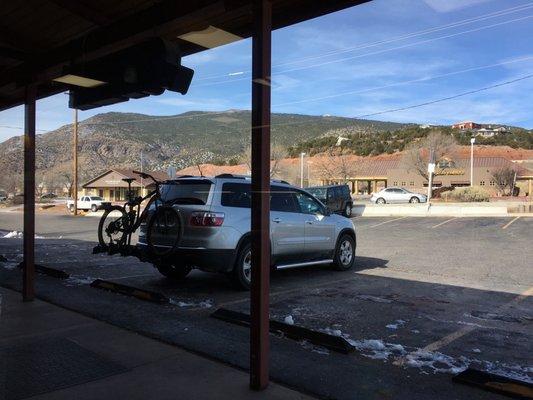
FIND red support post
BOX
[250,0,271,391]
[23,85,36,301]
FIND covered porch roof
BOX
[0,0,369,111]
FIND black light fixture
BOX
[66,39,194,110]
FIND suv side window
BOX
[271,186,299,213]
[221,182,251,208]
[294,191,324,215]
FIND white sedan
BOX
[370,187,427,204]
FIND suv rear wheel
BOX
[156,263,192,280]
[232,242,252,290]
[409,196,420,203]
[333,234,355,271]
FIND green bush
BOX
[448,186,490,202]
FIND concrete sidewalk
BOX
[0,288,312,400]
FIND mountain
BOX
[0,110,409,192]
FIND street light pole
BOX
[470,137,475,187]
[300,152,306,187]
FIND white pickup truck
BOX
[66,196,110,212]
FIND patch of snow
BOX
[355,294,392,303]
[472,348,481,353]
[345,336,532,382]
[1,262,18,270]
[321,327,343,337]
[284,315,294,325]
[3,230,45,239]
[386,319,407,330]
[65,276,95,286]
[169,298,213,309]
[411,330,420,334]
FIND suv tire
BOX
[409,196,420,203]
[156,263,192,280]
[333,234,355,271]
[343,203,352,218]
[376,197,386,204]
[91,204,98,212]
[232,242,252,290]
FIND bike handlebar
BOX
[132,170,158,183]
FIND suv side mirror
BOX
[323,206,331,216]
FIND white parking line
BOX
[369,217,408,228]
[395,286,533,367]
[502,216,520,230]
[431,218,457,229]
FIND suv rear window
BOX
[306,187,327,200]
[160,180,212,205]
[221,183,300,213]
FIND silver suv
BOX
[138,175,356,289]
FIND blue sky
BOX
[1,0,532,142]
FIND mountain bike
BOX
[97,171,182,257]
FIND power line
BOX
[355,73,533,118]
[273,56,533,107]
[193,13,533,88]
[194,2,533,82]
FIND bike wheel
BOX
[98,206,129,248]
[146,205,182,257]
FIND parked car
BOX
[0,193,7,202]
[138,175,357,290]
[66,196,109,212]
[306,184,353,217]
[370,187,427,204]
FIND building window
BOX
[401,181,406,186]
[480,181,485,186]
[410,181,414,186]
[489,181,495,186]
[393,181,398,186]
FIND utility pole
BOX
[470,137,475,186]
[300,152,306,188]
[73,109,78,216]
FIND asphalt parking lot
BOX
[0,213,532,399]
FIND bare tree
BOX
[314,150,358,184]
[491,166,516,196]
[240,142,287,177]
[401,130,457,181]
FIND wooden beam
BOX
[23,85,36,302]
[0,46,30,61]
[0,24,38,52]
[250,0,271,391]
[46,0,111,26]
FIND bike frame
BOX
[117,172,164,247]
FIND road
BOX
[1,213,532,399]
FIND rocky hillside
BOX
[0,110,408,192]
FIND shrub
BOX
[448,186,490,202]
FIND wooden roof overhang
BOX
[0,0,370,111]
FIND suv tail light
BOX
[190,212,225,227]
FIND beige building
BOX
[321,157,533,196]
[82,169,169,202]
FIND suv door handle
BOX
[305,220,313,225]
[272,218,282,223]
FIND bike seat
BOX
[122,178,136,184]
